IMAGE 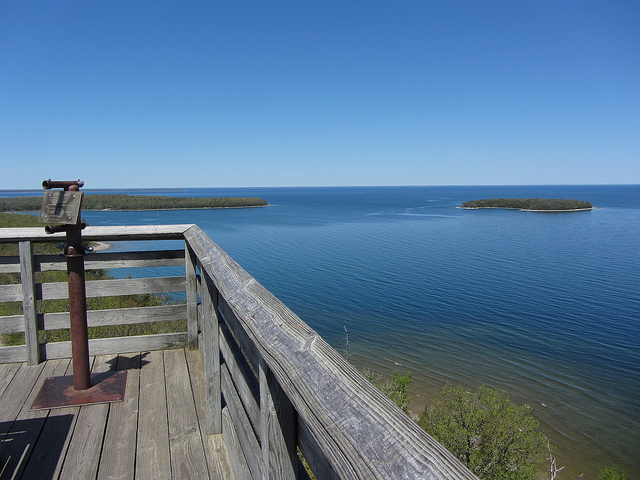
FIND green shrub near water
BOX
[365,370,413,414]
[598,466,628,480]
[364,366,548,480]
[418,384,547,480]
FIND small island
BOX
[460,198,593,212]
[0,194,268,212]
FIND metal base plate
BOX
[29,371,127,411]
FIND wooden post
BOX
[260,358,297,480]
[185,243,198,349]
[19,241,39,365]
[200,268,222,434]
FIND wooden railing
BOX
[0,224,477,480]
[0,225,194,364]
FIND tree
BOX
[418,384,546,480]
[598,466,627,480]
[382,371,412,413]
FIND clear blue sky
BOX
[1,1,638,189]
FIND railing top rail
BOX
[0,224,195,243]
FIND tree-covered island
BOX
[0,194,268,212]
[461,198,593,211]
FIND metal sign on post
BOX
[39,190,83,224]
[30,180,127,410]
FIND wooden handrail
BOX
[0,224,194,243]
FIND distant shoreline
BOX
[90,204,269,212]
[0,194,269,212]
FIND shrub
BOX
[419,384,547,480]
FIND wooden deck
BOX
[0,348,235,480]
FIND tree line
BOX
[461,198,593,211]
[0,194,268,212]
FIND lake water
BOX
[4,185,639,478]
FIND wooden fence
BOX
[0,224,477,479]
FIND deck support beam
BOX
[200,266,222,434]
[19,241,39,365]
[260,358,297,480]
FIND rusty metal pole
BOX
[65,184,91,390]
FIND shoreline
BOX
[4,205,269,215]
[89,204,269,212]
[90,241,112,251]
[0,194,270,213]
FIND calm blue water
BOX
[4,185,639,477]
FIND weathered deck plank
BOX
[164,348,209,479]
[185,348,235,480]
[0,362,20,397]
[0,361,46,466]
[97,353,142,480]
[0,358,70,479]
[59,355,116,480]
[0,362,45,422]
[20,359,81,480]
[136,349,171,480]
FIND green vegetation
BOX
[0,194,268,212]
[364,370,412,413]
[0,212,59,256]
[418,384,547,480]
[0,211,49,228]
[366,372,561,479]
[461,198,593,211]
[598,466,628,480]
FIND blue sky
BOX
[1,1,638,189]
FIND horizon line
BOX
[1,183,639,192]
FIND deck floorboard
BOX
[97,353,141,480]
[136,350,171,480]
[0,349,234,480]
[165,348,210,479]
[185,349,235,479]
